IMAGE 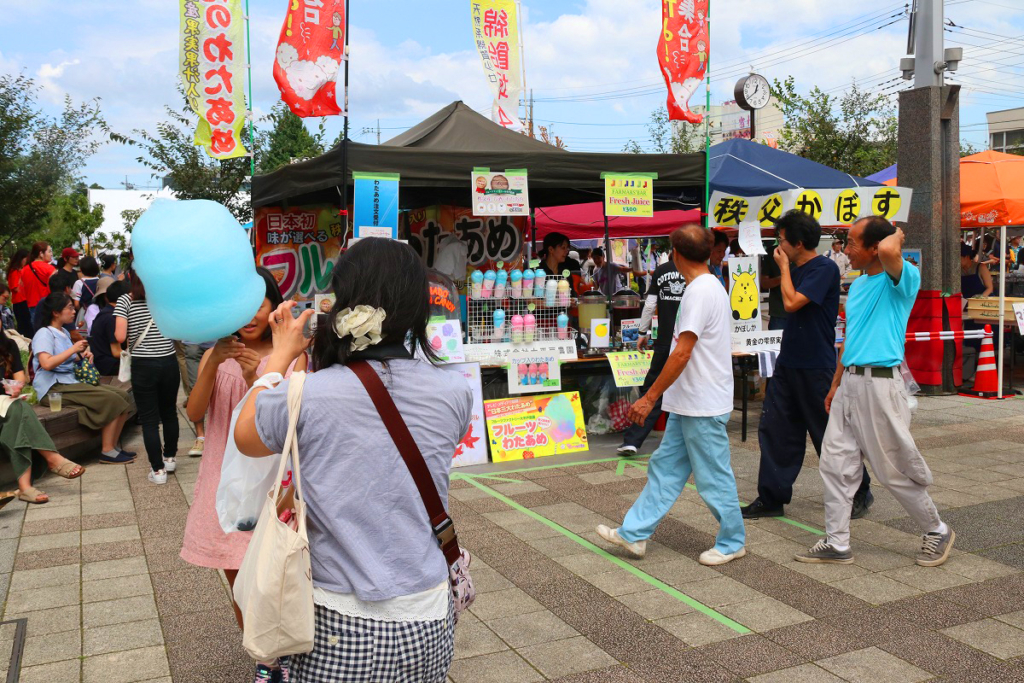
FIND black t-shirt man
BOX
[777,255,840,369]
[646,261,686,349]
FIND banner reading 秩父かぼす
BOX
[484,392,587,462]
[709,187,914,229]
[180,0,249,159]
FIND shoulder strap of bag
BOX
[131,318,155,353]
[349,360,461,567]
[29,263,48,287]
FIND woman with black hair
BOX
[114,272,180,485]
[98,253,119,281]
[31,292,134,467]
[537,231,584,295]
[7,249,32,336]
[233,239,473,683]
[0,285,16,333]
[0,333,85,504]
[180,267,304,668]
[88,279,129,375]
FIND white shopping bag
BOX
[216,385,288,534]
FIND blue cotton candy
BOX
[132,199,265,341]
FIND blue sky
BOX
[1,0,1021,188]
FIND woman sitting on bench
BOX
[0,334,85,505]
[31,292,135,468]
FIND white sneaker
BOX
[596,524,646,558]
[163,458,176,473]
[148,470,168,485]
[188,438,205,457]
[699,547,747,566]
[616,445,638,457]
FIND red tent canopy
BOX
[534,203,701,240]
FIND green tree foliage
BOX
[111,99,250,223]
[771,77,898,178]
[0,74,106,250]
[39,183,105,253]
[256,102,327,174]
[623,106,702,154]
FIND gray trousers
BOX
[819,370,942,548]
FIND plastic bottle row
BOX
[470,269,570,306]
[483,311,571,342]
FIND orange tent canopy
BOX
[875,151,1024,227]
[959,151,1024,228]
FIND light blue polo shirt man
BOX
[842,259,921,368]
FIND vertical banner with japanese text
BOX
[254,205,345,304]
[180,0,249,159]
[484,392,587,462]
[604,173,656,217]
[274,0,344,117]
[470,0,523,130]
[659,0,709,124]
[353,172,399,239]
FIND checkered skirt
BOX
[289,600,455,682]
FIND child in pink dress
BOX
[180,270,305,625]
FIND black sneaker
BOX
[741,498,784,519]
[794,539,855,564]
[851,490,874,520]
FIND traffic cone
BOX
[959,325,1007,400]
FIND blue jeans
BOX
[619,413,745,554]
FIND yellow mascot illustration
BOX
[730,263,759,321]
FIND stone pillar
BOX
[898,85,961,393]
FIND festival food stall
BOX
[252,101,706,464]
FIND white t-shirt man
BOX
[660,273,734,417]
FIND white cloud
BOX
[37,59,81,103]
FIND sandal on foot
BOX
[17,487,48,504]
[49,460,85,479]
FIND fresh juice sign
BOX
[604,173,656,217]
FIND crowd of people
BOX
[0,218,973,681]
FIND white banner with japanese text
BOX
[180,0,249,159]
[471,0,523,130]
[709,186,913,229]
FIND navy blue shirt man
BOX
[742,210,872,519]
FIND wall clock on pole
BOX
[734,74,771,140]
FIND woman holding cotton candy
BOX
[180,267,304,672]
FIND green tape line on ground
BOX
[460,476,751,635]
[457,452,826,537]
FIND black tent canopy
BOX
[252,101,705,209]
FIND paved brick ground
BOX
[0,386,1021,681]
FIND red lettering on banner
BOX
[203,65,234,95]
[206,4,231,29]
[205,98,236,125]
[488,41,509,70]
[203,33,234,62]
[209,129,237,155]
[483,9,509,38]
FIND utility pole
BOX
[898,0,964,393]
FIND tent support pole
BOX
[998,224,1006,398]
[604,214,612,308]
[340,0,351,239]
[529,211,536,262]
[703,0,711,228]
